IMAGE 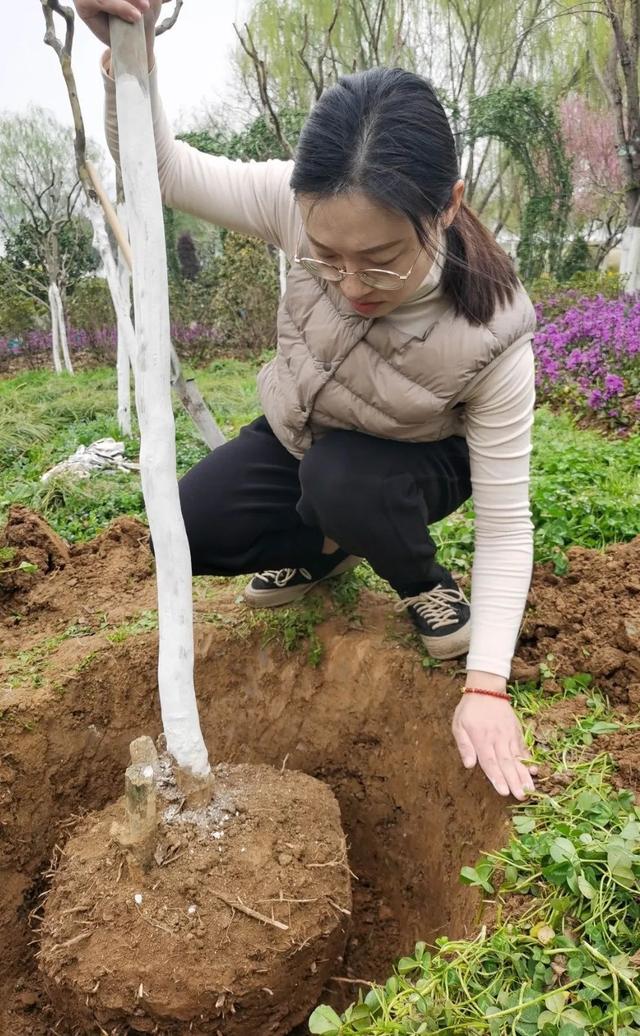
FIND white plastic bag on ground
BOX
[41,438,140,482]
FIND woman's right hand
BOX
[73,0,163,48]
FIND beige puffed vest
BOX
[257,262,537,459]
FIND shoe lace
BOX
[394,585,468,630]
[259,567,312,587]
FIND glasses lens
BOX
[360,271,404,291]
[299,259,342,282]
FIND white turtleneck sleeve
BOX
[461,343,535,678]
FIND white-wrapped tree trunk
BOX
[116,202,132,437]
[86,200,135,436]
[48,283,63,374]
[51,283,74,374]
[110,16,211,791]
[619,226,640,294]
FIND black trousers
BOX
[178,416,472,596]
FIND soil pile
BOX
[513,536,640,705]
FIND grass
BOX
[1,363,639,575]
[310,679,640,1035]
[0,359,261,542]
[2,358,639,668]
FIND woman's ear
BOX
[443,178,465,228]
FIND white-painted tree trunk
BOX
[110,17,210,783]
[51,283,74,374]
[48,283,63,374]
[619,225,640,294]
[279,248,287,296]
[87,200,135,435]
[116,202,132,437]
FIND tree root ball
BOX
[39,760,351,1035]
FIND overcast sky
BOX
[0,2,251,157]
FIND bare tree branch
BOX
[41,0,96,201]
[156,0,184,37]
[233,21,293,157]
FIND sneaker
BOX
[243,552,361,607]
[394,576,471,659]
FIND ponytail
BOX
[442,202,520,326]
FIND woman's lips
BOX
[351,299,382,314]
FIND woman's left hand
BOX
[452,694,536,800]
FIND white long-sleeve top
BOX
[102,58,535,680]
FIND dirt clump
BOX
[40,759,350,1036]
[0,505,70,594]
[593,727,640,799]
[514,535,640,704]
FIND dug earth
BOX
[1,506,639,1034]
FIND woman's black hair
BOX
[290,67,520,327]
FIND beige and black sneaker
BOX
[243,552,360,607]
[395,574,471,659]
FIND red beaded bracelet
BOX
[462,686,511,702]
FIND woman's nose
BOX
[339,272,376,302]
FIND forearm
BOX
[463,342,536,683]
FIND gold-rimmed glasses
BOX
[293,224,424,292]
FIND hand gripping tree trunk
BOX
[110,16,212,803]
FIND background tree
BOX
[559,92,627,266]
[0,108,94,372]
[232,0,591,277]
[588,0,640,290]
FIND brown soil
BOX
[40,759,350,1036]
[1,507,639,1035]
[512,535,640,705]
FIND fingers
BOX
[475,742,533,800]
[475,743,510,797]
[452,722,477,769]
[497,753,536,801]
[510,736,538,777]
[96,0,149,21]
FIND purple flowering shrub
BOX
[0,322,223,373]
[533,292,640,431]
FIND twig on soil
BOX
[57,904,91,918]
[306,839,358,881]
[326,896,351,916]
[41,928,93,956]
[212,890,289,930]
[329,975,376,987]
[159,845,189,867]
[134,902,173,935]
[255,895,321,904]
[280,753,289,773]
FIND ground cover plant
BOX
[309,680,640,1035]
